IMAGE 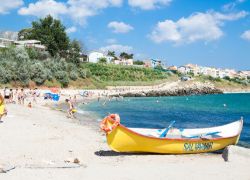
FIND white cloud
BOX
[241,30,250,41]
[213,11,248,21]
[128,0,171,10]
[67,0,123,25]
[18,0,123,25]
[108,21,134,33]
[18,0,68,18]
[223,0,246,11]
[106,38,117,44]
[66,26,77,33]
[99,44,133,53]
[0,0,23,14]
[149,11,248,44]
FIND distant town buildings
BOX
[151,59,162,68]
[87,51,135,65]
[114,58,133,66]
[175,64,250,79]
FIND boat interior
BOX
[129,120,242,139]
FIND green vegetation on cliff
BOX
[0,46,171,88]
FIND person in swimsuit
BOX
[0,94,7,122]
[9,89,14,103]
[65,99,76,119]
[4,87,10,103]
[18,89,25,105]
[14,89,19,103]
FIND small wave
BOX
[77,109,89,115]
[97,118,102,122]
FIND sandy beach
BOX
[0,94,249,180]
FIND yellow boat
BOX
[100,114,243,154]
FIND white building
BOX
[0,38,46,51]
[105,55,114,63]
[0,38,15,48]
[178,66,192,74]
[151,59,162,68]
[88,51,105,63]
[114,59,133,66]
[88,51,114,63]
[15,40,46,51]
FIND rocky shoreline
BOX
[111,82,223,97]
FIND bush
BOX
[14,47,30,63]
[44,79,61,87]
[69,71,78,81]
[98,57,107,64]
[30,62,48,85]
[17,64,30,86]
[0,66,8,84]
[26,48,39,60]
[133,60,144,65]
[78,68,86,78]
[54,71,69,87]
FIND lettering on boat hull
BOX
[183,142,213,152]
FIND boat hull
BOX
[106,125,240,154]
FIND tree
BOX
[155,64,164,70]
[98,57,107,64]
[67,39,81,64]
[107,51,115,57]
[120,52,133,59]
[18,28,32,40]
[19,15,70,57]
[133,60,144,65]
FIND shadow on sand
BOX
[94,150,160,157]
[94,150,223,157]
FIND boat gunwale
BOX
[106,117,243,142]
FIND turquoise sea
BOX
[81,93,250,147]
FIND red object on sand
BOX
[50,87,59,93]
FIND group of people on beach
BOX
[2,87,39,105]
[0,87,40,122]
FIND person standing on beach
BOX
[3,87,10,103]
[0,94,7,122]
[18,89,25,105]
[65,99,76,119]
[32,88,37,103]
[14,89,19,103]
[9,89,14,103]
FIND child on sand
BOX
[65,99,76,119]
[0,94,7,122]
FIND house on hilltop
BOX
[0,37,46,51]
[0,38,14,48]
[15,40,46,51]
[88,51,114,63]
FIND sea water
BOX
[81,93,250,147]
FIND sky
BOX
[0,0,250,70]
